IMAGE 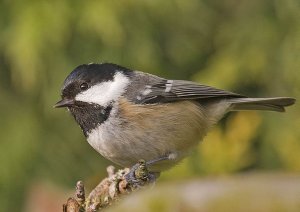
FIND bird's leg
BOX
[125,154,173,188]
[146,155,171,166]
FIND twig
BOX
[63,161,152,212]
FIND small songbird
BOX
[54,63,295,174]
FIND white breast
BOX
[86,107,123,161]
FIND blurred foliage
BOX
[0,0,299,211]
[108,174,300,212]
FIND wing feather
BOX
[137,79,245,104]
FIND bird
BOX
[54,63,295,176]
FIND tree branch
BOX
[63,160,152,212]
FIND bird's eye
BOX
[80,82,89,91]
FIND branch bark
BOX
[63,161,152,212]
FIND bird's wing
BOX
[135,79,245,104]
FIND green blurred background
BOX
[0,0,299,211]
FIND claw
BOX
[125,159,157,188]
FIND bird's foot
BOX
[125,159,157,188]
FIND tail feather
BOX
[229,97,296,112]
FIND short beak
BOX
[54,98,75,108]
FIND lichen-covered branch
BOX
[63,160,152,212]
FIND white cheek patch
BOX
[75,72,130,106]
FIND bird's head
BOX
[54,63,132,135]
